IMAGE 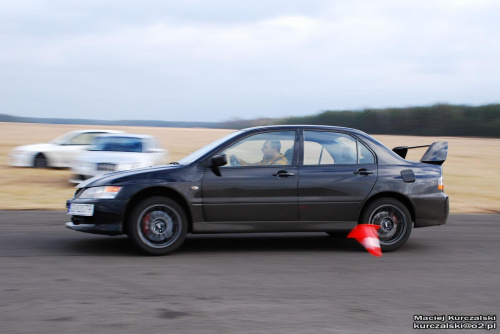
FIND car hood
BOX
[12,143,57,152]
[76,164,183,188]
[76,151,151,164]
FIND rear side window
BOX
[303,141,335,165]
[358,141,375,164]
[303,131,375,165]
[91,137,144,152]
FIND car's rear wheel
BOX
[34,153,48,168]
[360,198,412,252]
[128,196,187,255]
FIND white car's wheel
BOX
[34,153,48,168]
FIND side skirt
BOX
[191,221,357,234]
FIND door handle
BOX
[273,171,295,177]
[354,168,374,175]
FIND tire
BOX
[359,198,412,252]
[34,153,48,168]
[128,196,188,255]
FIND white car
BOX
[9,130,122,168]
[70,133,169,184]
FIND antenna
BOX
[348,108,372,128]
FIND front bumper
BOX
[9,153,34,167]
[66,222,122,235]
[66,198,127,236]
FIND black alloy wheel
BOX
[360,197,413,252]
[128,196,188,255]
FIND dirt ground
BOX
[0,122,498,213]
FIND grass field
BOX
[1,122,498,213]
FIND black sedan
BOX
[66,125,449,255]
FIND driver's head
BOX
[262,140,281,158]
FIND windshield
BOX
[178,131,242,164]
[90,137,144,152]
[50,132,78,145]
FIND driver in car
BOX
[232,140,288,166]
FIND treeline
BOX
[220,104,500,137]
[2,104,499,137]
[0,114,219,129]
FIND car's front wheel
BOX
[128,196,188,255]
[360,198,412,252]
[34,153,48,168]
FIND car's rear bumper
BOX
[69,174,95,184]
[69,166,105,184]
[413,193,449,227]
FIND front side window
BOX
[303,131,358,165]
[221,131,296,167]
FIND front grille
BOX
[71,215,95,225]
[97,163,117,171]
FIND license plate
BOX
[68,204,94,216]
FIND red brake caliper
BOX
[142,213,151,235]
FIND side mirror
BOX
[211,154,227,168]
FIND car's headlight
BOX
[79,186,122,199]
[11,149,29,155]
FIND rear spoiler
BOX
[393,141,448,165]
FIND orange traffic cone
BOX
[347,224,382,257]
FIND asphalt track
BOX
[0,211,498,333]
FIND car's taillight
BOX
[438,176,444,192]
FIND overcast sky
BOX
[1,0,499,122]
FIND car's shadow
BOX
[64,233,365,256]
[60,235,137,256]
[181,233,359,254]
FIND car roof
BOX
[94,133,153,139]
[71,129,123,134]
[240,124,368,136]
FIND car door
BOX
[201,130,298,222]
[53,132,104,166]
[298,130,378,222]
